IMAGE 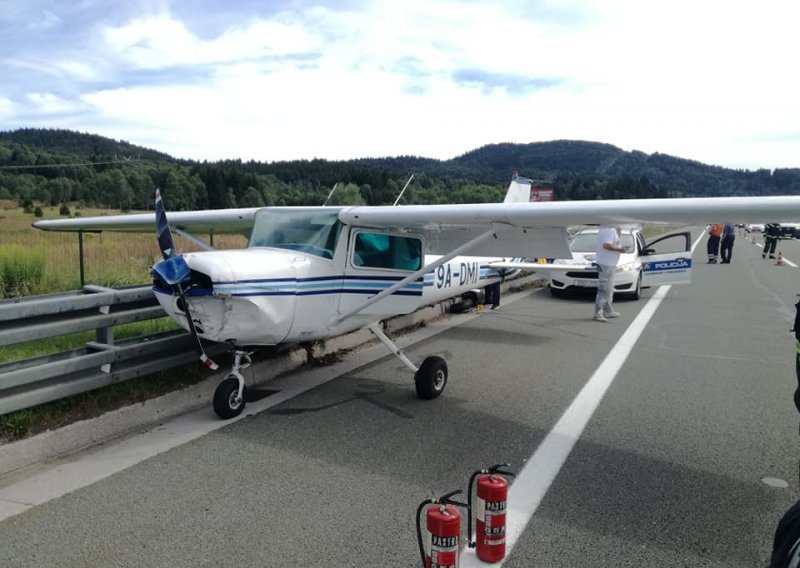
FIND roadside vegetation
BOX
[0,201,246,294]
[0,201,245,443]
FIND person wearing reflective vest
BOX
[706,224,723,263]
[764,223,781,259]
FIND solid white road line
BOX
[460,284,673,566]
[462,231,707,567]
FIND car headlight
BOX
[616,262,635,272]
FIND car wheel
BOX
[622,272,642,301]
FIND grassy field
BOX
[0,201,246,293]
[0,202,248,441]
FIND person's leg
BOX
[484,284,495,307]
[490,282,500,308]
[594,265,613,319]
[603,267,618,316]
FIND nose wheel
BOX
[212,351,252,419]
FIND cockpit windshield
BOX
[249,208,343,259]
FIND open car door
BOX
[641,231,693,286]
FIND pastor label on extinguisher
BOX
[431,535,458,549]
[430,535,459,568]
[477,496,507,540]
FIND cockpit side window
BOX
[249,209,343,259]
[352,232,422,271]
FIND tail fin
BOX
[503,172,533,203]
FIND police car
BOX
[547,227,694,300]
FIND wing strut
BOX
[333,225,498,325]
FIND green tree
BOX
[240,186,265,207]
[327,183,365,205]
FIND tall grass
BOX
[0,202,244,358]
[1,204,246,293]
[0,244,46,297]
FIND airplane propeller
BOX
[151,188,219,370]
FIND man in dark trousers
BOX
[707,223,723,263]
[764,223,781,259]
[720,223,736,264]
[484,280,501,310]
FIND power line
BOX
[0,157,139,171]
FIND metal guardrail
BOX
[0,285,221,415]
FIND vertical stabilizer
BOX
[503,172,533,203]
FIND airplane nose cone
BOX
[151,256,191,285]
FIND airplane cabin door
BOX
[337,229,425,317]
[641,231,693,286]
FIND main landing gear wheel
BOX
[213,376,246,419]
[415,356,448,400]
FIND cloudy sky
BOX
[1,0,798,170]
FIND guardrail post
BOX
[83,284,115,350]
[78,231,85,288]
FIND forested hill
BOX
[0,128,172,162]
[0,127,799,212]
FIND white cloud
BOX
[25,92,85,115]
[2,0,800,169]
[100,12,325,69]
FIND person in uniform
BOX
[707,223,723,263]
[764,223,781,259]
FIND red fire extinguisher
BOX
[416,490,468,568]
[468,463,515,563]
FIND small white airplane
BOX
[34,174,800,418]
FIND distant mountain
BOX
[0,128,173,162]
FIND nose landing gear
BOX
[213,350,252,419]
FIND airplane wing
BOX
[33,208,260,236]
[34,194,800,259]
[338,196,800,257]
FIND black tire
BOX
[414,356,448,400]
[213,377,246,419]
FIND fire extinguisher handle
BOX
[438,489,467,507]
[489,463,515,477]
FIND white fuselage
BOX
[153,225,504,347]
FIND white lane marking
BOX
[0,287,539,523]
[463,231,701,565]
[460,284,672,567]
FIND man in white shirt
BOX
[594,225,627,322]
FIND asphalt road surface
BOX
[2,229,800,567]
